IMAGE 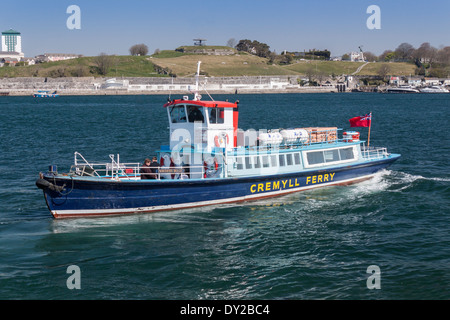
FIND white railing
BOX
[360,144,389,160]
[70,152,222,180]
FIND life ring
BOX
[214,133,229,147]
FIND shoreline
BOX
[1,87,339,96]
[0,76,345,96]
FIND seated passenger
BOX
[140,158,152,179]
[140,157,159,179]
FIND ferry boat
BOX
[36,62,400,219]
[33,90,59,98]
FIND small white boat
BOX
[385,86,419,93]
[419,86,449,93]
[33,90,59,97]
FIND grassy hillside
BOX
[0,50,418,78]
[279,60,417,76]
[356,62,417,76]
[150,52,294,77]
[0,56,165,78]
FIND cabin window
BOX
[305,147,356,167]
[209,107,225,124]
[279,154,286,167]
[245,156,252,169]
[187,105,205,123]
[270,155,278,167]
[236,157,244,170]
[286,154,293,166]
[169,106,187,123]
[339,147,355,160]
[254,156,261,168]
[324,149,340,163]
[307,151,325,165]
[262,156,270,168]
[294,153,301,165]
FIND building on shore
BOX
[43,53,83,62]
[0,29,24,61]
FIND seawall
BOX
[0,76,338,96]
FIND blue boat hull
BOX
[38,155,400,218]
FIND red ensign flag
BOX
[349,113,371,127]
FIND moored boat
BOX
[419,86,449,93]
[384,86,419,93]
[33,90,59,97]
[36,62,400,219]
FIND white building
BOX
[1,29,23,54]
[350,51,364,62]
[0,29,24,61]
[44,53,83,62]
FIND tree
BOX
[129,44,149,56]
[95,53,114,75]
[235,39,271,58]
[378,50,392,62]
[413,42,437,64]
[436,46,450,65]
[305,66,317,86]
[395,43,415,61]
[236,39,253,53]
[226,38,237,48]
[377,64,390,81]
[363,51,378,62]
[384,51,397,62]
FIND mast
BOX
[194,61,201,101]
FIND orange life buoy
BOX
[214,134,229,147]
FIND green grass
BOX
[281,60,364,76]
[357,62,417,76]
[151,53,294,77]
[0,52,419,78]
[0,56,166,78]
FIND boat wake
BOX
[248,168,449,215]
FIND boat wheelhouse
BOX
[36,62,400,219]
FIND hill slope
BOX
[0,50,417,78]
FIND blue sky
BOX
[1,0,449,57]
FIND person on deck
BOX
[140,158,152,179]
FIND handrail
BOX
[70,159,222,181]
[360,143,388,160]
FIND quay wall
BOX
[0,76,337,96]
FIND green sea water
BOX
[0,93,448,300]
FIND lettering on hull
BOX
[250,173,335,194]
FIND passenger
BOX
[140,158,152,179]
[149,156,159,178]
[140,157,158,179]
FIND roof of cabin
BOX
[164,99,238,108]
